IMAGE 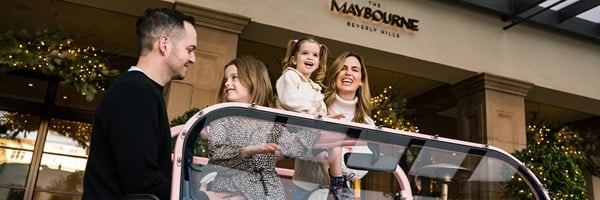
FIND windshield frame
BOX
[171,102,550,200]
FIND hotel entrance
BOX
[1,0,599,199]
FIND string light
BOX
[506,123,589,199]
[369,86,419,132]
[0,29,119,101]
[47,118,92,150]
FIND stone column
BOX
[451,73,533,152]
[450,73,533,199]
[165,2,250,120]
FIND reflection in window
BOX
[36,154,86,194]
[0,110,39,193]
[33,191,81,200]
[0,111,41,150]
[0,148,34,187]
[405,145,518,200]
[187,115,408,199]
[0,187,25,200]
[35,118,91,197]
[43,118,91,156]
[175,105,550,200]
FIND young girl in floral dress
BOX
[207,56,318,199]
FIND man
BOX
[83,8,197,200]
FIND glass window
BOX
[186,114,405,199]
[33,191,81,200]
[0,110,40,189]
[404,145,503,199]
[54,84,102,111]
[36,153,86,194]
[0,111,41,150]
[0,148,34,187]
[0,187,25,200]
[0,74,48,103]
[42,118,91,156]
[177,104,549,200]
[35,118,91,196]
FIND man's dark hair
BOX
[136,8,195,55]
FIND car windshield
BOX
[172,103,549,200]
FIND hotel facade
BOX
[0,0,599,199]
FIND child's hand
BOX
[241,143,281,158]
[311,100,322,110]
[328,113,345,119]
[204,191,246,200]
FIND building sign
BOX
[330,0,419,38]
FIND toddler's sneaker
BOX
[329,176,354,200]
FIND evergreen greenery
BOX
[170,108,200,126]
[505,123,593,199]
[370,85,418,132]
[0,29,119,101]
[170,108,207,157]
[507,145,587,199]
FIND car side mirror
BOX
[343,152,398,173]
[121,194,160,200]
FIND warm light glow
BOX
[0,29,119,102]
[369,85,419,132]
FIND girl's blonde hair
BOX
[281,36,329,85]
[218,56,274,107]
[324,52,372,123]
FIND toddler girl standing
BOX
[276,36,353,200]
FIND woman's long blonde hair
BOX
[281,36,329,85]
[324,52,372,123]
[218,56,273,107]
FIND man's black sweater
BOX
[83,70,172,200]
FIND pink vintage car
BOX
[134,102,549,200]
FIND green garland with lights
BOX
[370,85,419,132]
[504,124,593,199]
[0,29,119,101]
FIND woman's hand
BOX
[241,143,281,158]
[328,113,345,119]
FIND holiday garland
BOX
[0,29,119,101]
[504,123,598,199]
[371,85,419,132]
